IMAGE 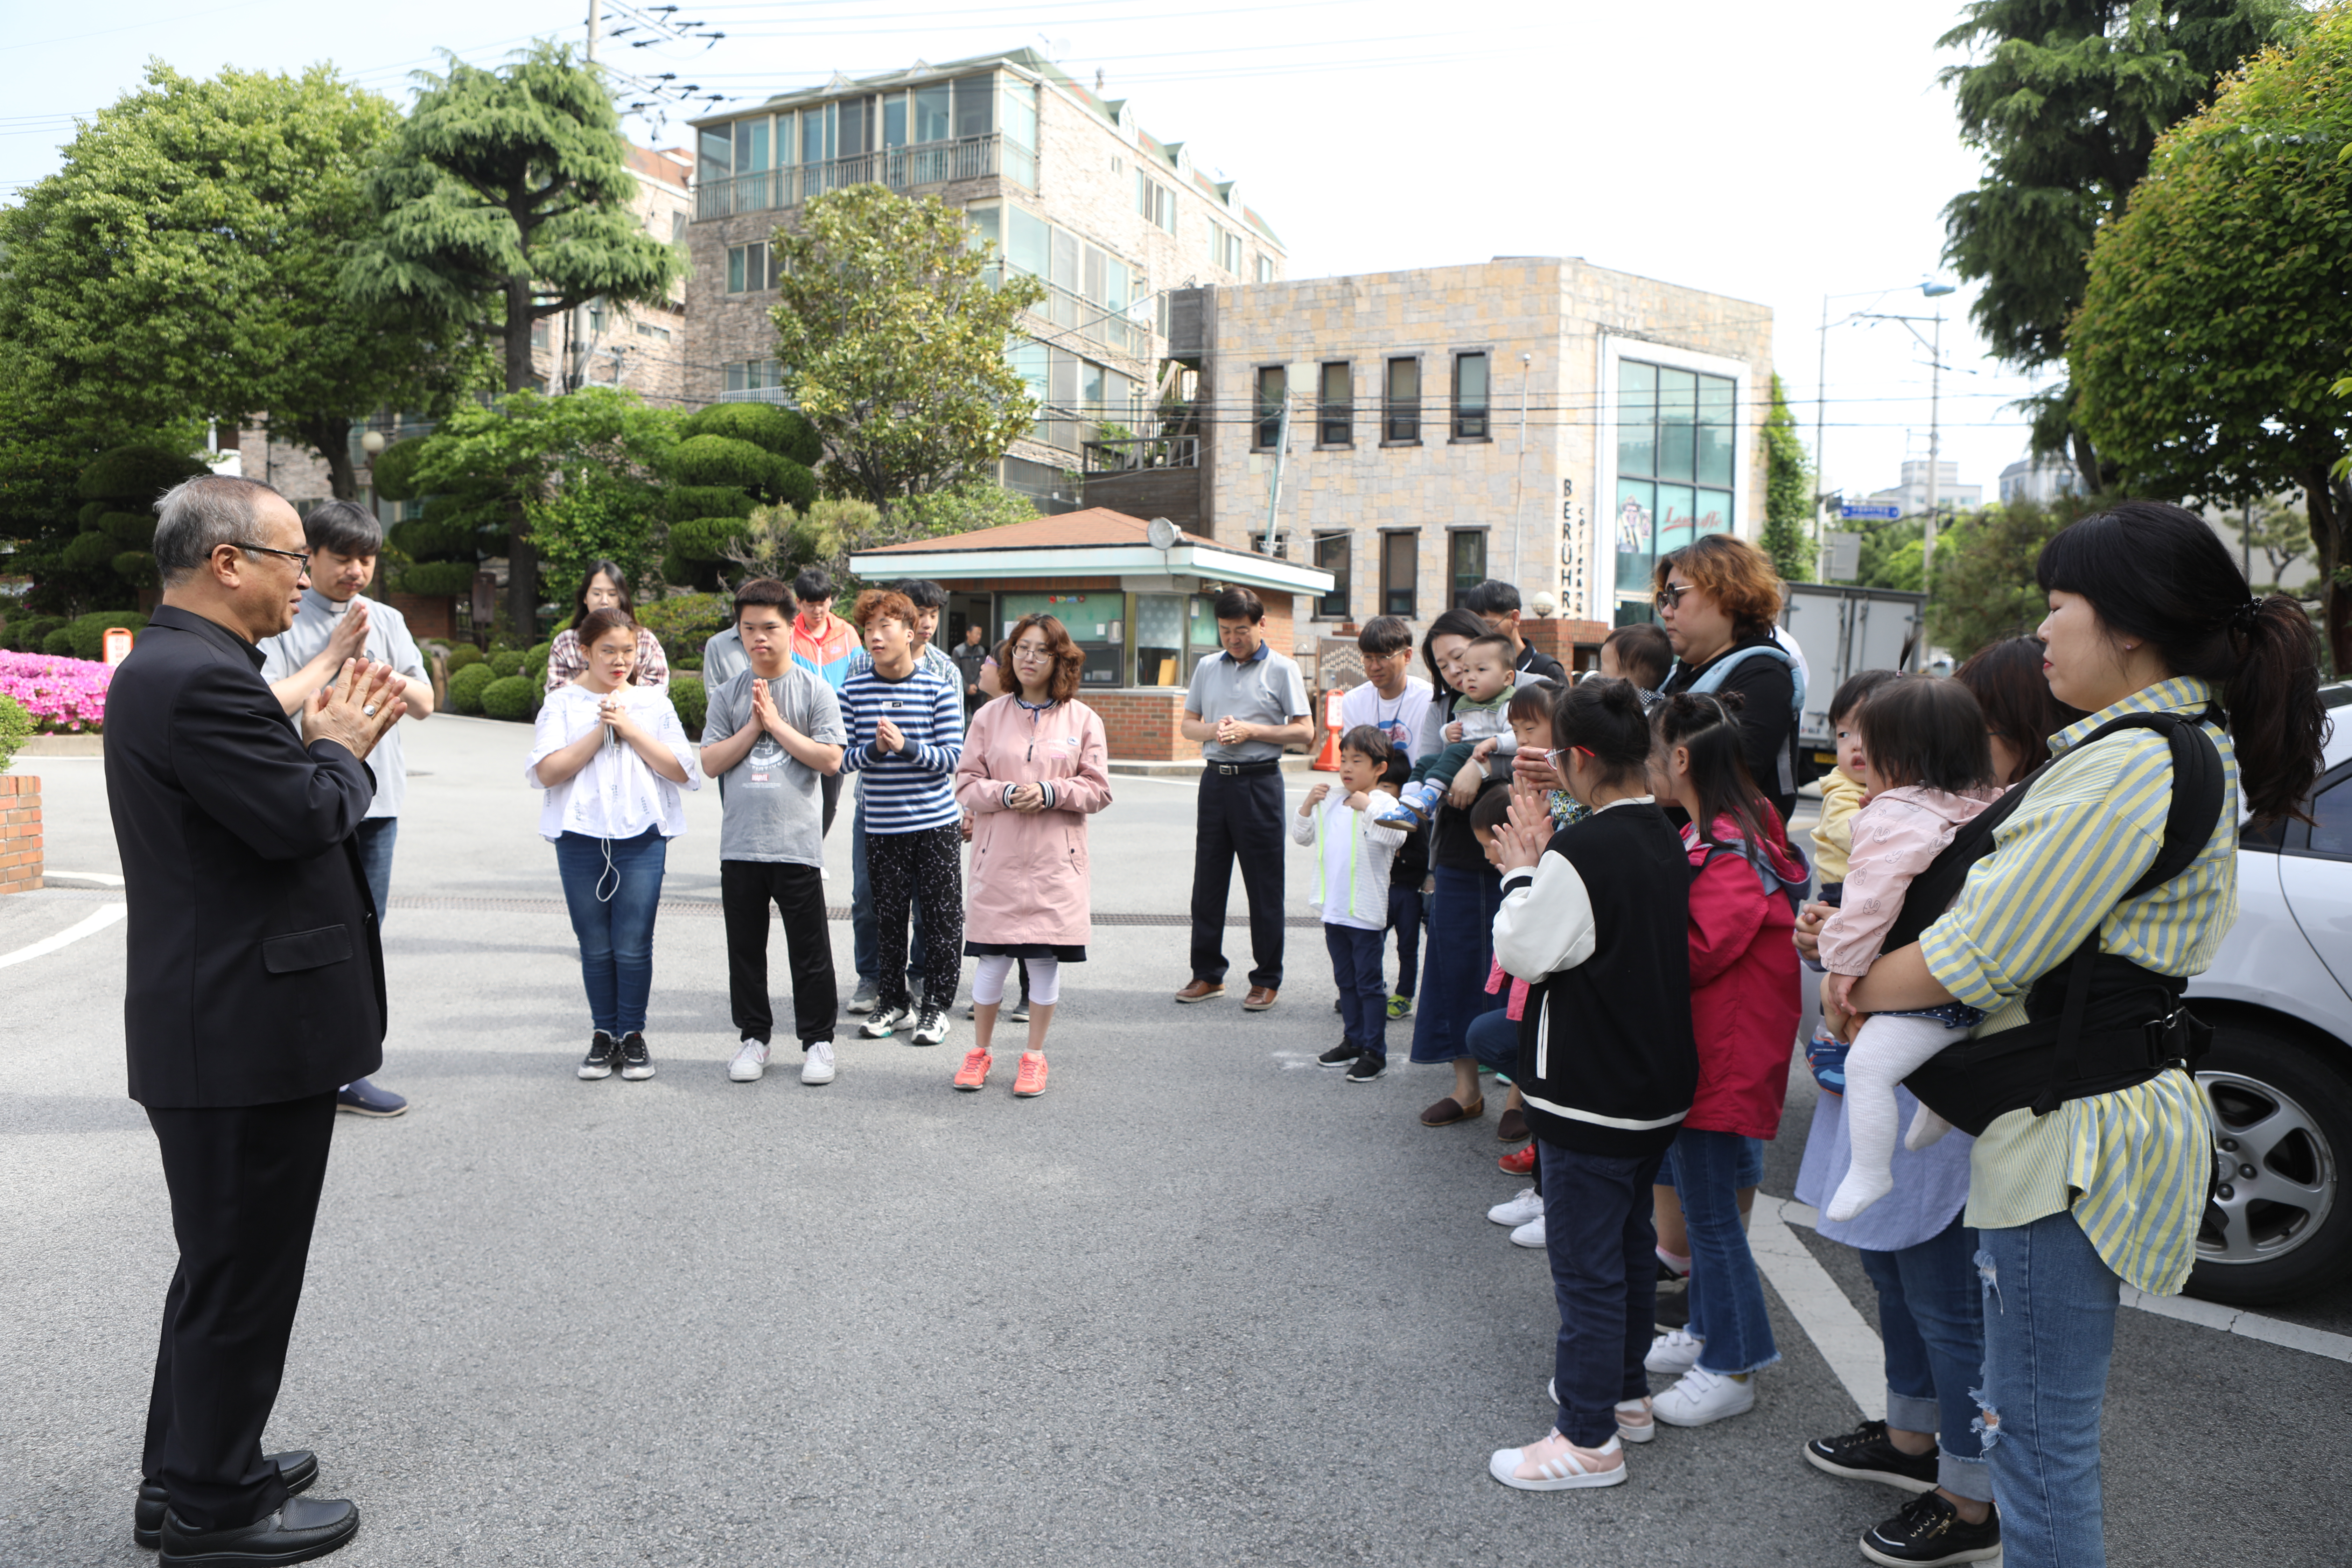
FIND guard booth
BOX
[850,507,1334,761]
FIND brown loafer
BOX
[1420,1095,1486,1128]
[1242,986,1279,1011]
[1175,979,1225,1003]
[1497,1106,1528,1142]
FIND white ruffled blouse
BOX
[525,681,701,842]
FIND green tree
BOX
[0,392,203,614]
[0,63,476,504]
[2069,6,2352,666]
[1759,373,1814,583]
[658,402,823,588]
[401,388,679,614]
[2239,493,2315,594]
[346,42,685,629]
[1926,496,2085,656]
[1938,0,2303,479]
[769,185,1046,514]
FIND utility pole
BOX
[571,0,602,395]
[1922,309,1942,588]
[1814,295,1831,573]
[1261,389,1293,556]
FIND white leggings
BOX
[973,953,1060,1007]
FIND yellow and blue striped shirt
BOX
[1919,676,2232,1294]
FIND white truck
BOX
[1778,582,1926,774]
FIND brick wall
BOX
[1522,616,1610,674]
[393,594,457,644]
[1090,687,1196,761]
[0,774,41,895]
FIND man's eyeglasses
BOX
[1654,582,1692,613]
[230,541,312,573]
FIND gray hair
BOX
[153,475,284,584]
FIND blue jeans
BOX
[1978,1210,2123,1565]
[553,828,668,1036]
[1860,1214,1991,1502]
[1408,866,1503,1064]
[1672,1127,1779,1375]
[1657,1135,1765,1192]
[1384,880,1422,999]
[1463,1006,1518,1082]
[1540,1141,1667,1448]
[850,794,924,989]
[1323,923,1387,1059]
[354,817,397,923]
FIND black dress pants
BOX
[142,1091,338,1531]
[1189,766,1286,989]
[720,858,839,1045]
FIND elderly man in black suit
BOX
[106,473,406,1566]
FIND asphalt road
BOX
[4,713,2350,1566]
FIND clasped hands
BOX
[300,658,406,761]
[1300,781,1371,814]
[1793,902,1866,1043]
[1002,781,1049,813]
[750,677,802,744]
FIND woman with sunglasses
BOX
[1654,535,1804,822]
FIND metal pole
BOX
[1262,389,1292,554]
[1815,294,1830,574]
[1921,310,1942,589]
[572,0,602,395]
[1514,353,1530,589]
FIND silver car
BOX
[2185,683,2352,1304]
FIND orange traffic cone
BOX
[1311,689,1343,771]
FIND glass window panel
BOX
[1314,533,1350,618]
[1105,261,1127,315]
[1006,208,1049,277]
[800,107,830,164]
[995,79,1030,146]
[1051,228,1080,291]
[735,119,769,172]
[698,127,730,181]
[838,97,869,159]
[1084,245,1107,308]
[1381,532,1418,617]
[1449,531,1486,605]
[1656,369,1697,480]
[1319,362,1352,446]
[1695,374,1735,487]
[1385,357,1420,442]
[1613,479,1657,592]
[727,246,746,294]
[775,114,794,164]
[1656,484,1699,555]
[883,96,907,148]
[1255,365,1286,448]
[915,84,952,144]
[1454,352,1489,439]
[966,203,999,256]
[1135,594,1185,685]
[1694,488,1734,536]
[1618,360,1656,478]
[1082,360,1106,415]
[2310,778,2352,856]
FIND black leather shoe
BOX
[158,1495,356,1566]
[135,1451,318,1549]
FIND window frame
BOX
[1448,530,1488,609]
[1253,365,1287,451]
[725,240,771,295]
[1451,350,1491,443]
[1312,532,1351,620]
[1316,361,1353,448]
[1382,356,1422,446]
[1379,530,1419,619]
[1596,334,1751,623]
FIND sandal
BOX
[1420,1095,1486,1128]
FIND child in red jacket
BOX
[1643,692,1804,1429]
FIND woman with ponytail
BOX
[1833,500,2324,1567]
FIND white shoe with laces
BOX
[1652,1365,1756,1427]
[1645,1326,1704,1376]
[728,1040,770,1083]
[1509,1214,1547,1249]
[800,1040,837,1085]
[1488,1187,1544,1227]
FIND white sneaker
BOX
[861,1004,909,1039]
[727,1039,770,1083]
[1488,1187,1544,1227]
[1645,1326,1704,1376]
[800,1040,837,1085]
[1509,1214,1547,1249]
[1652,1365,1756,1427]
[911,1006,950,1046]
[1543,1380,1658,1444]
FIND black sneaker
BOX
[1804,1419,1939,1493]
[1318,1043,1363,1068]
[1007,993,1031,1023]
[579,1030,617,1080]
[1344,1053,1386,1083]
[618,1032,654,1080]
[1860,1492,2001,1567]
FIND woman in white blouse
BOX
[525,606,701,1082]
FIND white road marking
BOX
[1749,1196,1886,1420]
[0,903,125,969]
[42,870,124,887]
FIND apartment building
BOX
[681,47,1284,510]
[1197,257,1773,644]
[1867,457,1983,518]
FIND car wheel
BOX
[2187,1022,2352,1307]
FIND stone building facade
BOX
[681,47,1283,509]
[1200,257,1773,649]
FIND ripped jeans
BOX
[1857,1213,1990,1502]
[1975,1210,2124,1566]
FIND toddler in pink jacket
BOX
[1818,677,2004,1222]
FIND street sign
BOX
[1825,532,1862,583]
[1841,503,1903,521]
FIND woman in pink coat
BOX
[950,613,1113,1098]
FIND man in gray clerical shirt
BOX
[1174,586,1313,1011]
[700,576,848,1088]
[257,499,433,1120]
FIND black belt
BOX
[1205,759,1281,777]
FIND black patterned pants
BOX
[868,824,964,1013]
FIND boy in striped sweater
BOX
[839,589,966,1045]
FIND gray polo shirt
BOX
[702,625,748,688]
[1186,642,1310,763]
[701,663,846,865]
[258,588,428,819]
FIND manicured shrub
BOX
[100,512,157,549]
[480,674,536,721]
[669,434,787,495]
[666,485,757,522]
[64,611,148,661]
[667,672,706,737]
[635,593,734,659]
[445,643,486,672]
[0,692,32,772]
[679,402,823,466]
[62,531,119,572]
[392,560,477,597]
[368,435,430,502]
[2,616,66,653]
[668,516,751,564]
[448,661,496,714]
[76,444,209,503]
[42,629,76,656]
[113,553,160,589]
[387,515,474,561]
[488,649,525,678]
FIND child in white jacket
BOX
[1292,725,1407,1082]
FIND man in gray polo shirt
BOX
[1176,586,1312,1010]
[257,499,433,1119]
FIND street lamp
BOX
[1814,279,1956,569]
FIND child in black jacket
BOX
[1485,678,1698,1492]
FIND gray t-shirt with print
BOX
[702,663,846,866]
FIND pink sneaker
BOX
[1013,1052,1048,1098]
[953,1048,992,1091]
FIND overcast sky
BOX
[5,0,2057,503]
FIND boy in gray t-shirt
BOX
[699,582,849,1086]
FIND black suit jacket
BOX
[105,605,386,1107]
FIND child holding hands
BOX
[1379,634,1519,827]
[1295,726,1409,1082]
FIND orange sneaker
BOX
[1013,1051,1049,1098]
[953,1047,993,1091]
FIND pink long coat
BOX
[953,696,1114,947]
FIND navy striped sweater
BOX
[838,658,964,833]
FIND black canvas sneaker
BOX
[617,1032,655,1080]
[1318,1043,1363,1068]
[1860,1492,2001,1567]
[578,1030,618,1080]
[1804,1419,1939,1493]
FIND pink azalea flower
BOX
[0,651,114,734]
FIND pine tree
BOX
[345,42,683,631]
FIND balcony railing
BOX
[1080,412,1203,474]
[981,263,1150,360]
[696,134,1030,220]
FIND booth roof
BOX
[849,507,1334,594]
[857,508,1225,557]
